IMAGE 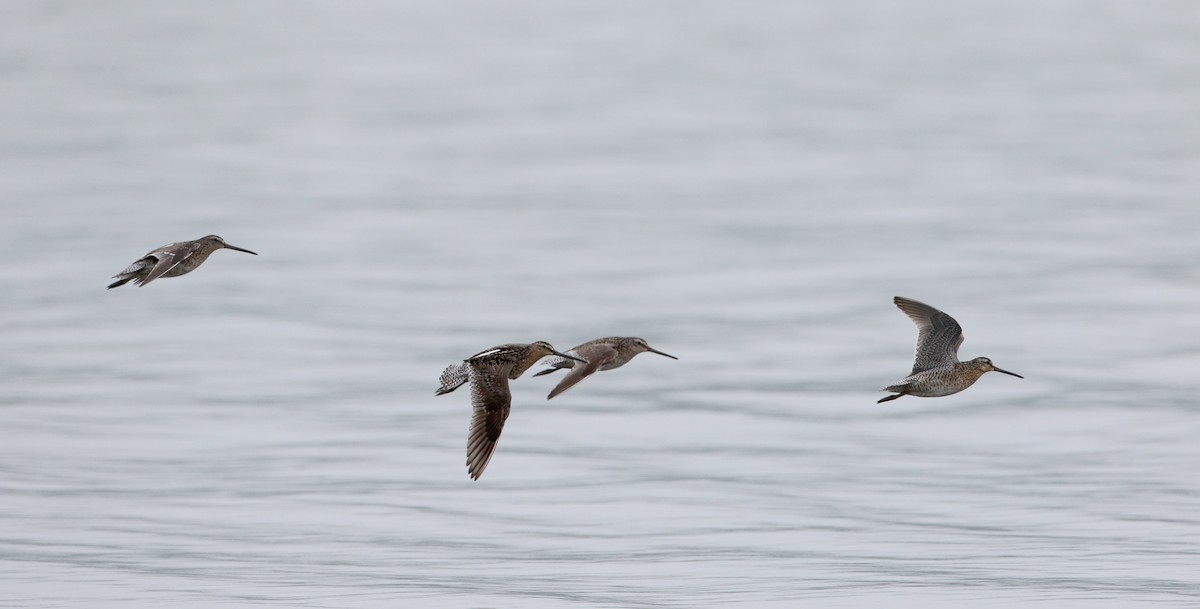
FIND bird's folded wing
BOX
[139,243,199,286]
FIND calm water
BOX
[2,1,1199,607]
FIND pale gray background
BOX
[1,1,1198,607]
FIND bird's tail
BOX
[532,355,576,377]
[435,363,469,396]
[877,381,909,403]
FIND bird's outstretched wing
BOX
[547,345,617,399]
[466,366,512,480]
[894,296,964,374]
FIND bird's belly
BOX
[902,369,980,397]
[906,384,969,397]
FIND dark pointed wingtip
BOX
[107,275,134,289]
[877,394,903,404]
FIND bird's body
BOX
[881,359,998,398]
[879,297,1022,403]
[108,235,257,289]
[436,342,586,480]
[533,336,677,399]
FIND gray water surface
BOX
[2,1,1199,607]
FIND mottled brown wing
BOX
[139,242,199,286]
[547,345,617,400]
[894,296,964,374]
[466,365,513,480]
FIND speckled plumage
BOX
[107,235,257,289]
[532,336,677,399]
[435,342,586,480]
[879,296,1022,403]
